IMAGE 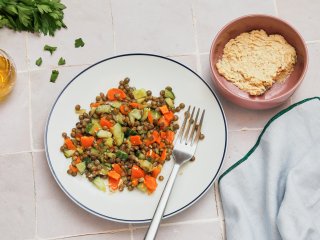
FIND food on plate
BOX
[216,29,297,96]
[60,78,185,194]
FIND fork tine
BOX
[187,108,200,144]
[176,106,191,142]
[182,107,195,143]
[191,109,205,146]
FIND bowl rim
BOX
[209,14,309,104]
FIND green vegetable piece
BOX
[83,157,92,164]
[96,129,112,138]
[90,148,100,156]
[50,70,59,83]
[44,45,57,55]
[141,108,150,121]
[113,113,125,125]
[86,120,101,135]
[165,98,174,108]
[35,57,42,66]
[63,149,75,158]
[58,57,66,65]
[124,129,138,138]
[137,98,146,103]
[111,123,124,146]
[104,138,113,147]
[106,152,116,159]
[130,109,142,120]
[75,38,85,48]
[133,89,147,99]
[116,150,128,160]
[92,177,106,192]
[110,101,122,108]
[96,104,112,113]
[137,183,148,192]
[164,89,175,99]
[76,162,86,174]
[151,110,161,120]
[138,159,153,172]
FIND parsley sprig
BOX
[0,0,67,36]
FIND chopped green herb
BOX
[75,38,85,48]
[0,0,67,36]
[50,70,59,83]
[44,45,57,55]
[35,57,42,66]
[58,57,66,65]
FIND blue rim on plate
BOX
[44,53,228,223]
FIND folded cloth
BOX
[219,97,320,240]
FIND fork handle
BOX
[144,163,181,240]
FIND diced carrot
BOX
[75,133,83,139]
[119,105,130,115]
[146,149,160,160]
[75,157,81,164]
[160,131,166,139]
[166,131,175,144]
[159,105,169,115]
[147,111,153,124]
[80,136,94,148]
[159,142,165,149]
[100,117,113,129]
[131,165,145,178]
[152,131,161,144]
[130,135,142,145]
[112,163,124,176]
[129,102,142,109]
[90,102,101,108]
[159,149,167,163]
[69,164,78,173]
[158,116,169,129]
[131,178,139,187]
[109,177,120,190]
[144,175,158,192]
[152,166,162,178]
[164,111,174,122]
[107,88,126,101]
[108,170,121,180]
[65,138,76,150]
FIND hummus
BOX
[216,30,297,96]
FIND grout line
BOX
[191,3,202,76]
[45,228,131,240]
[0,149,45,157]
[199,52,210,56]
[108,0,117,55]
[27,63,91,73]
[213,182,220,217]
[30,152,38,238]
[306,40,320,44]
[273,0,279,16]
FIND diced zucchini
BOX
[116,150,128,160]
[165,98,174,108]
[137,183,147,192]
[96,104,112,114]
[111,123,124,146]
[92,177,106,192]
[76,162,86,174]
[106,152,116,159]
[128,109,142,125]
[164,89,175,99]
[113,113,125,124]
[137,98,146,103]
[110,101,122,108]
[138,153,146,160]
[141,108,150,121]
[138,159,153,172]
[76,147,83,154]
[86,120,102,135]
[133,89,147,99]
[151,111,161,120]
[96,129,112,138]
[90,148,100,156]
[63,149,75,158]
[104,138,113,147]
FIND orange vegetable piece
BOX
[69,164,78,173]
[100,117,113,129]
[129,102,142,109]
[158,116,169,129]
[90,102,101,108]
[112,164,124,176]
[147,111,153,124]
[64,138,76,150]
[107,88,126,101]
[159,149,167,163]
[80,136,94,148]
[166,131,175,144]
[159,142,165,149]
[109,177,120,190]
[131,178,139,187]
[108,170,121,180]
[152,166,162,178]
[75,133,83,139]
[119,105,130,115]
[131,165,145,178]
[144,175,158,192]
[152,131,161,144]
[159,105,169,115]
[164,111,174,122]
[130,135,142,145]
[75,157,81,164]
[160,132,166,139]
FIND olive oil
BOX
[0,50,16,100]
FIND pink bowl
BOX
[210,14,308,110]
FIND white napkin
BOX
[219,97,320,240]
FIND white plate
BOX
[45,54,227,223]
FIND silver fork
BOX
[144,106,205,240]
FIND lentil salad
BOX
[60,78,185,194]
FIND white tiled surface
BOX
[1,0,320,239]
